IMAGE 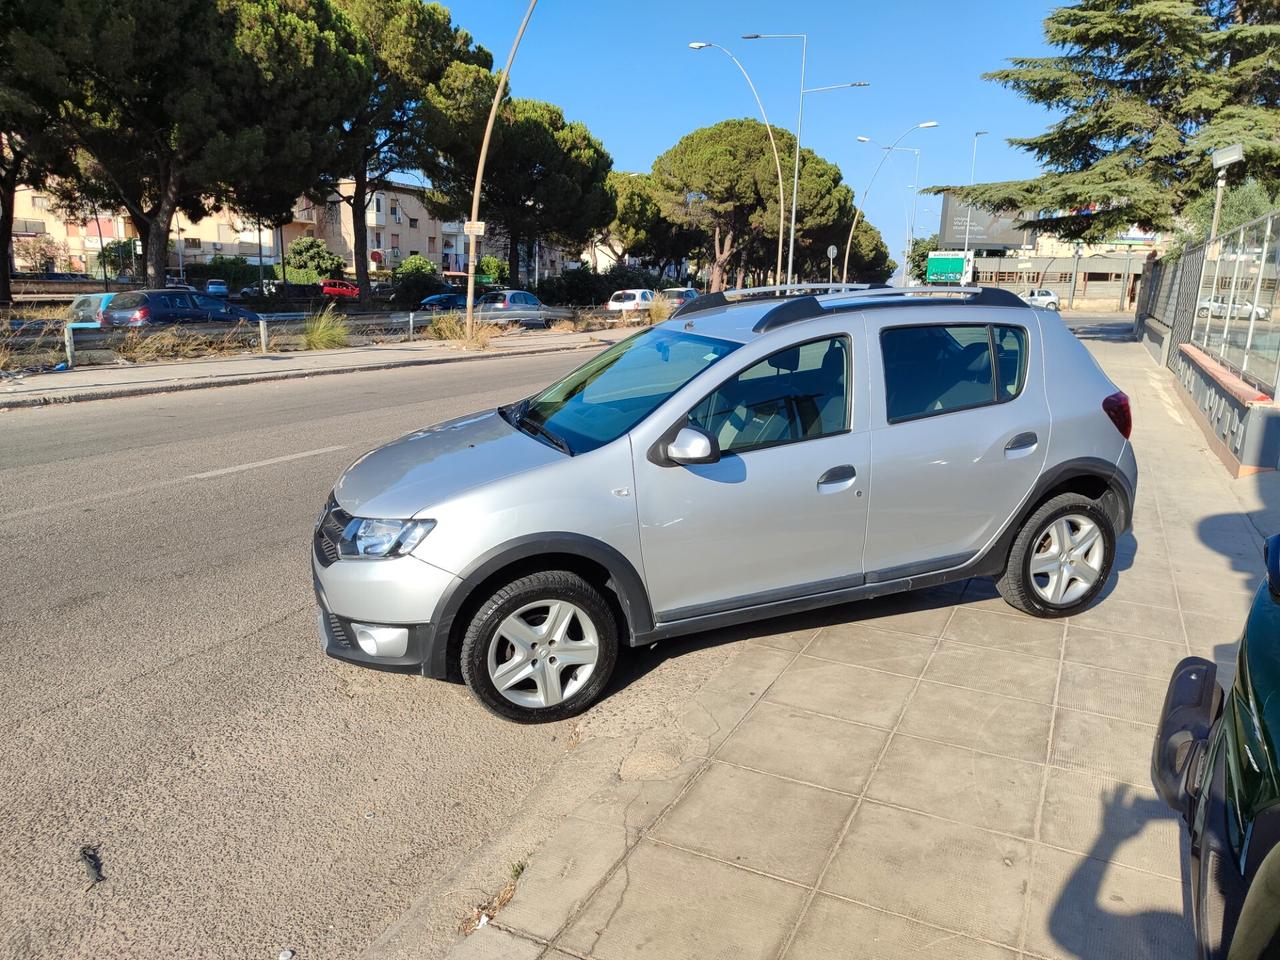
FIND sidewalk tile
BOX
[865,736,1042,838]
[806,623,935,677]
[1176,583,1255,620]
[898,682,1053,763]
[846,592,958,639]
[747,627,820,654]
[785,894,1017,959]
[1096,572,1179,608]
[1038,769,1184,879]
[1049,708,1155,787]
[943,607,1063,659]
[653,762,856,885]
[765,656,916,728]
[675,645,794,752]
[822,803,1030,946]
[449,926,543,960]
[498,817,630,941]
[923,642,1059,704]
[1064,626,1185,680]
[1068,598,1185,644]
[716,700,887,794]
[559,840,806,960]
[1023,846,1193,960]
[1055,662,1169,724]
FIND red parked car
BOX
[322,279,359,299]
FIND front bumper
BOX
[1152,656,1223,819]
[312,545,459,676]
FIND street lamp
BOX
[465,0,539,340]
[841,121,937,283]
[860,138,922,285]
[743,32,869,283]
[962,130,989,261]
[689,41,787,284]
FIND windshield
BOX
[518,327,739,455]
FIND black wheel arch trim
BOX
[425,532,655,680]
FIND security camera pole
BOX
[465,0,538,340]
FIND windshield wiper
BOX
[517,414,573,456]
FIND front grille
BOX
[314,495,352,567]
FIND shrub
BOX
[393,254,445,306]
[425,312,494,349]
[647,295,673,325]
[285,236,346,278]
[476,254,509,284]
[301,304,349,350]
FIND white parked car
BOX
[1197,295,1270,321]
[1019,289,1060,310]
[606,289,655,317]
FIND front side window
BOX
[519,328,739,454]
[689,337,850,454]
[881,323,1028,423]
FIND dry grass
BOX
[647,295,674,325]
[301,304,349,351]
[550,318,579,333]
[458,859,528,936]
[425,312,495,349]
[0,316,68,371]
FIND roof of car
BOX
[664,284,1031,344]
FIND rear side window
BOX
[111,292,142,309]
[881,324,1028,424]
[689,337,850,454]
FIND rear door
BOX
[863,314,1049,578]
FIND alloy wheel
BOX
[1028,513,1107,606]
[486,599,600,709]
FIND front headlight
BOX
[339,517,436,559]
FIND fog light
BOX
[350,623,409,658]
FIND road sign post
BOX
[826,244,837,283]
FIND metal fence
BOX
[1140,208,1280,394]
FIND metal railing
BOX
[1141,208,1280,395]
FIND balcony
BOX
[14,218,45,235]
[292,205,317,223]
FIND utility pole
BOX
[962,131,988,283]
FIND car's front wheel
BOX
[996,493,1116,617]
[460,570,619,723]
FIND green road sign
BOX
[925,252,966,284]
[476,274,496,284]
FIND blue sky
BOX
[445,0,1064,264]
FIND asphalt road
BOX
[0,351,635,959]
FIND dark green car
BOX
[1154,534,1280,959]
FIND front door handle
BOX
[817,464,857,493]
[1005,432,1038,453]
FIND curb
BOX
[0,340,610,411]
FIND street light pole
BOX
[465,0,538,341]
[962,130,988,268]
[689,42,786,284]
[744,33,868,284]
[841,121,937,283]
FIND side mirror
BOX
[666,425,720,465]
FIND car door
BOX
[193,294,231,322]
[863,317,1049,578]
[632,331,871,621]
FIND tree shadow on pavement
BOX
[1047,783,1196,960]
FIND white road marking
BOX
[185,445,348,480]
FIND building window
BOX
[390,202,401,223]
[374,230,382,248]
[374,196,382,213]
[390,233,400,247]
[183,237,201,249]
[32,195,49,209]
[409,217,419,228]
[409,250,419,257]
[427,236,436,253]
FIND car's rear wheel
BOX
[997,493,1115,617]
[460,570,619,723]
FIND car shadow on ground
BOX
[1065,318,1138,343]
[1047,783,1196,959]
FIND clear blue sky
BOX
[445,0,1063,267]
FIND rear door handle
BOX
[817,464,857,493]
[1005,432,1038,452]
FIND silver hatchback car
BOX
[313,286,1137,722]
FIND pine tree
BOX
[940,0,1279,240]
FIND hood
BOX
[334,410,560,518]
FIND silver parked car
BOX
[313,286,1137,722]
[1019,288,1060,310]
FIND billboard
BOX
[938,192,1033,250]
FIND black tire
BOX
[996,493,1116,618]
[460,570,619,723]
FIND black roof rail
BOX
[752,285,1030,333]
[669,281,885,321]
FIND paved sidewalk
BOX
[0,327,627,409]
[441,317,1276,960]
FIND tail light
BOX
[131,307,150,325]
[1102,391,1131,439]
